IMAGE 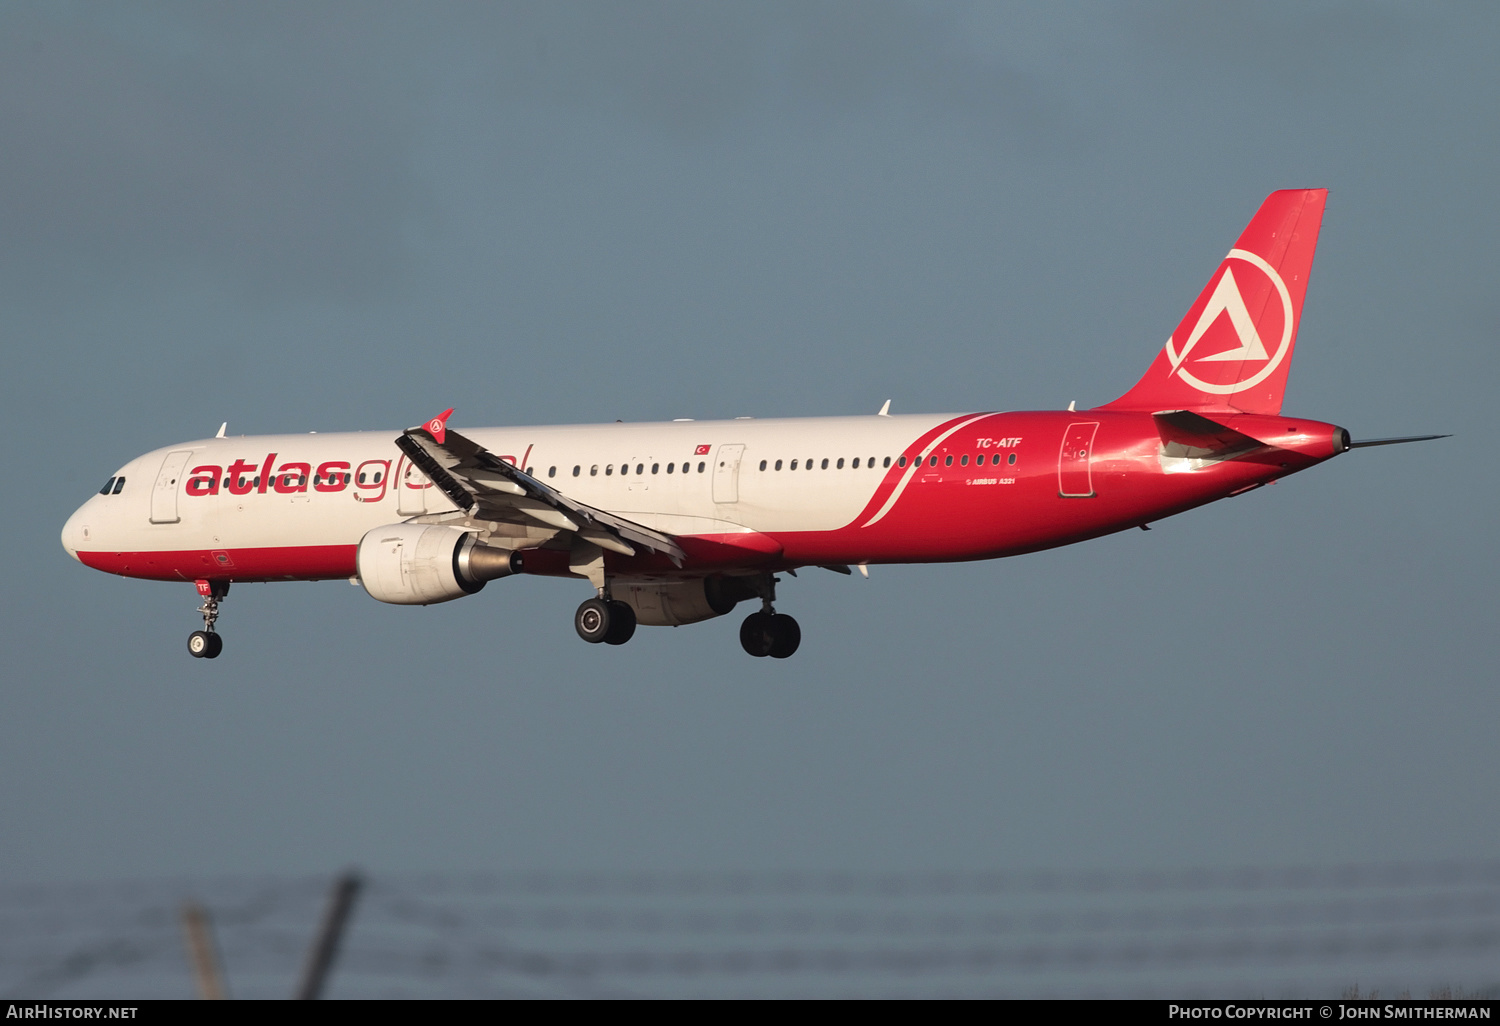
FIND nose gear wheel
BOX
[188,580,229,659]
[188,630,222,659]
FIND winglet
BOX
[421,408,455,445]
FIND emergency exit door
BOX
[1057,422,1099,498]
[397,457,433,516]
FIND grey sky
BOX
[2,0,1495,952]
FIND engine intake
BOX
[357,524,523,605]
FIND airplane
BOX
[60,189,1445,660]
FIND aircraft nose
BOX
[60,503,91,562]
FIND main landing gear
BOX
[574,596,637,646]
[188,580,228,659]
[573,574,801,658]
[739,609,800,659]
[736,573,800,659]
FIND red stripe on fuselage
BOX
[78,545,358,583]
[845,412,996,527]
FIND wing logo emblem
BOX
[1165,248,1295,396]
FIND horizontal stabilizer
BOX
[1152,410,1270,460]
[1348,434,1451,449]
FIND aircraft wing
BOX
[394,410,686,562]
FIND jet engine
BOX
[615,577,755,627]
[357,524,523,605]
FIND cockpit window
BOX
[113,477,125,494]
[99,477,115,495]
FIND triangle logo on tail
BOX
[1171,265,1269,368]
[1163,248,1294,396]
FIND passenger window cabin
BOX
[750,455,895,475]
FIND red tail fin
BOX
[1100,189,1327,415]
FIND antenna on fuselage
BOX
[878,399,891,416]
[216,422,227,438]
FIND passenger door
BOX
[712,444,746,504]
[149,450,195,524]
[1057,422,1099,498]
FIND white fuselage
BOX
[62,412,1013,581]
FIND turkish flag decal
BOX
[694,444,712,455]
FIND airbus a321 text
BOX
[61,190,1444,660]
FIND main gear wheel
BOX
[740,611,800,659]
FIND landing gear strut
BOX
[188,579,228,659]
[575,596,637,646]
[739,578,800,659]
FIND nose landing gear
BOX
[188,579,228,659]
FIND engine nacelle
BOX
[616,577,753,627]
[357,524,523,606]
